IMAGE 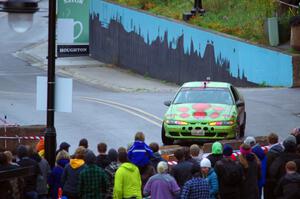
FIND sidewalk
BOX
[14,41,179,92]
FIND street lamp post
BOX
[45,0,57,168]
[1,0,57,167]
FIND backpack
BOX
[220,159,243,185]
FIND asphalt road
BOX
[0,0,300,154]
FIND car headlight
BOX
[165,120,188,125]
[209,121,234,126]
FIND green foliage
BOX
[111,0,281,44]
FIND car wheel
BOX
[239,112,246,138]
[161,125,174,145]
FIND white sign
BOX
[36,76,73,113]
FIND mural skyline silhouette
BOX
[90,13,257,86]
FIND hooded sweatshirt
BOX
[113,162,142,199]
[128,141,153,166]
[61,159,86,195]
[275,172,300,199]
[207,142,223,168]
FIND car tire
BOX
[239,112,246,138]
[161,125,174,145]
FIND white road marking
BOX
[81,97,162,127]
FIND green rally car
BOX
[162,81,246,145]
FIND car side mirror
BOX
[236,100,244,107]
[164,100,171,107]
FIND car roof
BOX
[181,81,231,88]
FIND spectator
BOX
[48,150,70,199]
[61,146,87,199]
[127,132,153,172]
[190,144,202,165]
[207,141,223,168]
[291,127,300,145]
[113,150,142,199]
[183,146,199,167]
[104,149,120,199]
[170,148,193,188]
[56,142,71,156]
[35,139,45,158]
[181,164,210,199]
[4,150,18,166]
[269,135,300,182]
[28,146,50,199]
[78,151,109,199]
[245,136,266,199]
[264,132,284,199]
[274,161,300,199]
[243,136,256,147]
[96,142,111,169]
[79,138,89,149]
[143,161,180,199]
[214,144,243,199]
[200,158,219,199]
[0,152,20,199]
[238,143,261,199]
[149,142,166,171]
[16,145,40,199]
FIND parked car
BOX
[162,81,246,145]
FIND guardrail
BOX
[277,0,300,9]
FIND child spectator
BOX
[144,161,180,199]
[181,164,210,199]
[16,145,41,199]
[275,161,300,198]
[239,143,261,199]
[149,142,165,171]
[190,144,202,165]
[48,150,70,199]
[4,150,18,166]
[207,141,223,168]
[62,146,87,199]
[113,150,142,199]
[264,132,284,199]
[78,151,108,199]
[127,132,153,172]
[245,136,266,199]
[269,135,300,182]
[96,142,111,169]
[170,148,193,188]
[214,144,243,199]
[105,149,120,199]
[200,158,219,199]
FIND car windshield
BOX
[173,87,234,105]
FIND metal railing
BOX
[0,166,36,181]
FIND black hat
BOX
[59,142,70,151]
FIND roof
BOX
[181,81,231,88]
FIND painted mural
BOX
[90,0,294,87]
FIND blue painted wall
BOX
[90,0,293,87]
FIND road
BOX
[0,0,299,153]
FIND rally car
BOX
[162,81,246,145]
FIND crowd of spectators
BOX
[0,129,300,199]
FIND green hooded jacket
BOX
[212,142,223,154]
[113,162,142,199]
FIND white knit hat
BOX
[244,136,256,146]
[200,158,211,168]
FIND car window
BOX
[173,87,234,105]
[230,86,239,102]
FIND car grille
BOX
[169,131,228,138]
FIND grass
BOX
[110,0,295,45]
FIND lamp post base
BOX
[45,127,56,168]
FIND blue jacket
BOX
[252,144,267,188]
[207,168,219,199]
[128,141,153,166]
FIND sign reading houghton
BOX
[57,0,90,57]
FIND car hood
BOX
[164,103,237,122]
